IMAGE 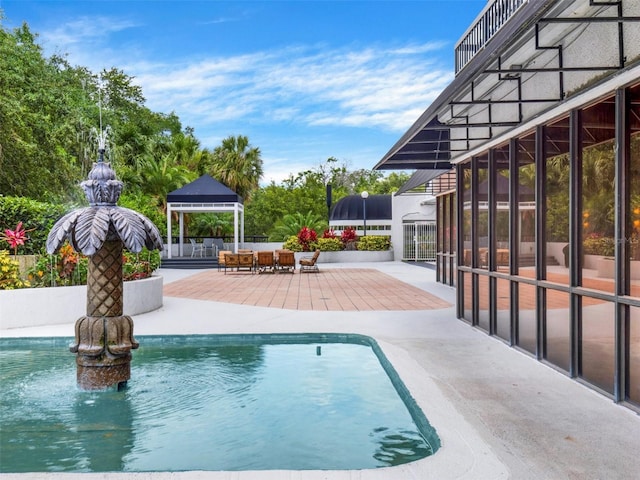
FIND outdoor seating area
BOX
[222,249,298,274]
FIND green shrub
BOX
[0,196,67,254]
[27,245,161,287]
[583,235,615,256]
[317,237,342,251]
[282,235,303,252]
[123,248,161,281]
[27,243,88,287]
[357,236,391,251]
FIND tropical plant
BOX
[0,250,30,289]
[27,243,88,287]
[341,227,358,250]
[269,211,326,241]
[322,228,338,239]
[190,213,232,238]
[209,135,263,201]
[1,222,35,257]
[122,248,161,281]
[297,226,318,252]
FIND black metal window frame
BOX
[449,82,640,411]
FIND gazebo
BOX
[165,174,244,258]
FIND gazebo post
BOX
[179,212,185,257]
[234,206,239,252]
[166,203,172,259]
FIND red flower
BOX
[1,222,35,256]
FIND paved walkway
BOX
[2,261,639,480]
[163,267,451,311]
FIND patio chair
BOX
[256,251,276,274]
[276,250,295,273]
[299,249,320,273]
[190,238,204,257]
[224,253,239,274]
[218,250,232,271]
[202,238,217,258]
[238,252,255,273]
[213,238,225,254]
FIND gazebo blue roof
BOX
[167,174,243,204]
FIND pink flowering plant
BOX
[1,222,35,258]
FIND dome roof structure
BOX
[330,194,391,221]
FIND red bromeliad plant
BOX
[297,226,318,251]
[340,227,358,249]
[1,222,35,258]
[322,228,338,239]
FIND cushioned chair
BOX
[256,251,276,274]
[276,250,295,273]
[238,252,255,273]
[299,249,320,273]
[219,250,233,271]
[224,253,240,274]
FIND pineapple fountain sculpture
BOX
[46,138,163,390]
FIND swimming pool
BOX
[0,333,440,472]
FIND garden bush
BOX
[282,235,303,251]
[0,196,67,254]
[357,236,391,251]
[583,234,615,256]
[317,237,342,251]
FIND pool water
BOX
[0,334,439,472]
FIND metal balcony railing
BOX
[454,0,527,74]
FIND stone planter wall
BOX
[0,275,163,330]
[594,256,640,280]
[295,249,394,263]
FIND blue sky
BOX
[0,0,486,183]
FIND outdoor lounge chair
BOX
[276,250,295,273]
[218,250,232,271]
[238,252,255,273]
[224,253,239,274]
[256,251,276,273]
[299,249,320,273]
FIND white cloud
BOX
[32,13,454,175]
[127,42,451,135]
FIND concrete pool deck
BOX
[1,261,639,479]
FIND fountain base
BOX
[70,315,139,390]
[76,357,131,390]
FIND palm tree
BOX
[269,211,326,241]
[209,135,263,201]
[139,155,194,215]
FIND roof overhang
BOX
[374,0,640,171]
